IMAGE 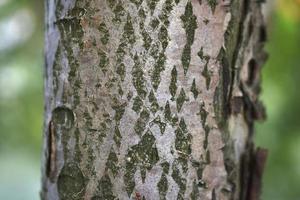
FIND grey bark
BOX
[42,0,267,199]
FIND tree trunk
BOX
[42,0,267,199]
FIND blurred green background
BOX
[0,0,299,199]
[256,0,300,199]
[0,0,43,199]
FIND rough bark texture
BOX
[42,0,267,199]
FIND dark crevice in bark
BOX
[247,59,258,86]
[246,148,268,200]
[241,145,268,200]
[46,120,56,182]
[227,0,250,111]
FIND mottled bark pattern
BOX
[42,0,266,199]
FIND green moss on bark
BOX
[117,63,126,81]
[198,102,208,128]
[190,180,200,200]
[176,88,187,112]
[150,116,166,134]
[202,58,211,90]
[132,55,147,98]
[98,22,109,45]
[161,162,170,174]
[134,109,150,136]
[57,162,85,200]
[158,173,168,200]
[142,29,152,51]
[132,96,143,113]
[124,159,136,196]
[147,0,160,14]
[181,45,192,75]
[151,53,166,91]
[180,1,197,75]
[191,78,199,99]
[159,0,173,26]
[111,99,126,122]
[169,66,177,100]
[114,126,122,147]
[113,3,125,23]
[207,0,218,13]
[148,90,160,113]
[106,149,119,177]
[164,101,172,122]
[130,0,143,7]
[150,18,160,29]
[175,118,192,172]
[158,26,169,50]
[99,50,109,73]
[95,174,115,199]
[171,163,186,200]
[124,130,159,196]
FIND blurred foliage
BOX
[0,0,43,153]
[277,0,300,23]
[0,0,299,200]
[0,0,43,199]
[255,1,300,200]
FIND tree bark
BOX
[42,0,267,199]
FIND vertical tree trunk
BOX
[42,0,267,199]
